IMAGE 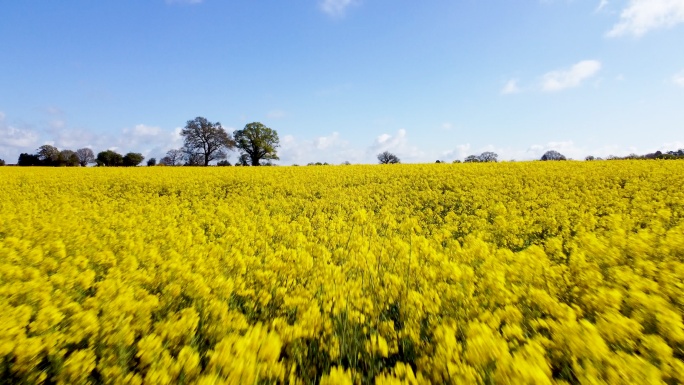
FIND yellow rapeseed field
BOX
[1,161,683,384]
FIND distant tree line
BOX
[375,148,684,165]
[5,118,682,166]
[9,117,281,167]
[585,149,684,161]
[464,152,499,163]
[15,145,145,167]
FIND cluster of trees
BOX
[6,117,683,166]
[16,145,145,167]
[380,150,570,164]
[158,118,281,167]
[464,152,499,163]
[94,150,146,167]
[295,148,684,165]
[10,117,281,167]
[586,149,684,161]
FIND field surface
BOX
[1,162,684,384]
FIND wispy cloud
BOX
[607,0,684,37]
[501,79,521,95]
[319,0,358,17]
[0,112,41,162]
[441,144,472,161]
[596,0,609,12]
[673,69,684,87]
[541,60,602,92]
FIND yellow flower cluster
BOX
[1,161,683,384]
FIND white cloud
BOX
[279,131,363,164]
[370,129,406,153]
[541,60,602,92]
[673,69,684,87]
[0,113,41,162]
[525,141,582,159]
[0,125,40,148]
[607,0,684,37]
[441,144,472,161]
[319,0,358,17]
[501,79,521,95]
[313,131,340,150]
[0,112,186,164]
[368,129,425,162]
[117,124,184,160]
[441,122,454,131]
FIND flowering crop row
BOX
[1,162,683,384]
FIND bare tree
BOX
[479,152,498,162]
[76,148,96,167]
[160,149,184,166]
[237,153,250,166]
[181,117,235,166]
[183,151,204,166]
[377,151,400,164]
[541,150,566,161]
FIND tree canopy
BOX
[58,150,80,167]
[96,150,124,167]
[123,152,145,167]
[37,145,60,166]
[233,122,280,166]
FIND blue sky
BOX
[1,0,683,164]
